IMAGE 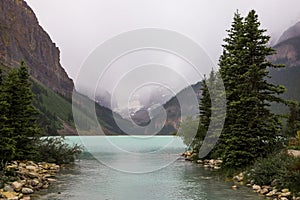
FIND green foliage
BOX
[0,62,83,165]
[1,62,40,161]
[36,137,83,164]
[289,146,300,150]
[285,101,300,137]
[247,151,290,186]
[31,79,67,135]
[199,75,211,132]
[215,10,285,168]
[247,151,300,193]
[194,70,226,158]
[0,68,15,161]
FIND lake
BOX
[32,136,264,200]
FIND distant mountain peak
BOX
[277,21,300,45]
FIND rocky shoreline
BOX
[0,161,60,200]
[232,172,300,200]
[181,150,300,200]
[181,150,222,170]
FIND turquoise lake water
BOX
[32,136,264,200]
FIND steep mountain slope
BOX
[0,0,73,97]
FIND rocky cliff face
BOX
[269,37,300,68]
[0,0,73,97]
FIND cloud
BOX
[25,0,300,84]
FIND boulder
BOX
[233,174,243,182]
[26,172,39,179]
[43,174,55,179]
[21,188,34,194]
[18,193,23,199]
[4,184,15,192]
[262,185,271,190]
[266,189,277,197]
[282,188,289,193]
[26,161,37,167]
[42,163,49,170]
[25,166,37,172]
[185,151,191,156]
[30,179,39,186]
[281,192,291,197]
[12,181,23,192]
[47,178,57,183]
[260,188,269,195]
[197,160,203,164]
[215,160,223,164]
[6,164,18,171]
[42,184,49,189]
[1,191,19,200]
[252,184,261,190]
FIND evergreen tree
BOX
[217,10,285,168]
[286,101,300,137]
[0,68,15,162]
[3,61,40,160]
[189,75,211,151]
[199,74,212,132]
[191,69,226,158]
[194,71,215,152]
[198,71,226,158]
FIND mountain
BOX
[0,0,134,136]
[0,0,73,97]
[269,21,300,105]
[158,81,201,134]
[129,82,202,135]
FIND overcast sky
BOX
[25,0,300,80]
[24,1,300,112]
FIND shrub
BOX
[247,150,300,193]
[36,137,83,164]
[283,158,300,193]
